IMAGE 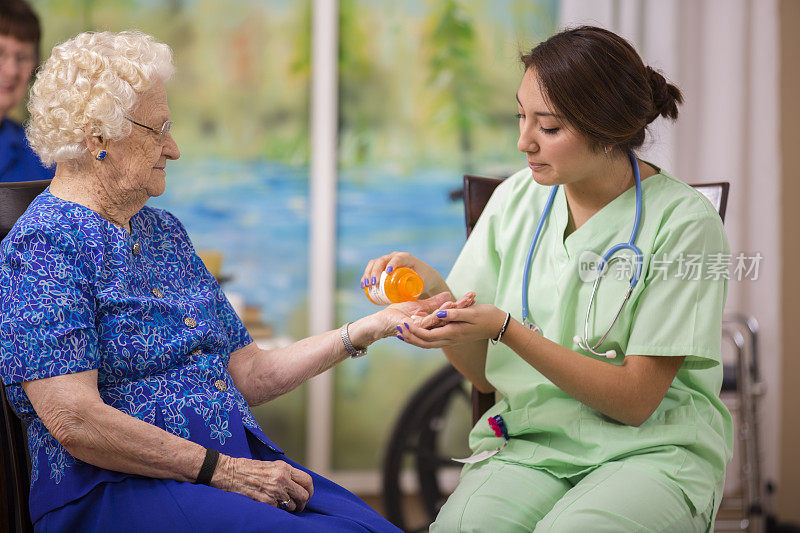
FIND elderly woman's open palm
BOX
[380,291,476,335]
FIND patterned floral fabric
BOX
[0,188,282,523]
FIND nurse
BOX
[363,26,732,531]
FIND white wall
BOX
[560,0,781,502]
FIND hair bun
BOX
[645,66,683,123]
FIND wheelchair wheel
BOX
[382,364,473,532]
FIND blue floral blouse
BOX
[0,189,283,523]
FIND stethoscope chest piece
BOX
[574,257,637,359]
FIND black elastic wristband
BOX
[194,447,220,485]
[490,311,512,345]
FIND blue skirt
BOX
[35,433,401,533]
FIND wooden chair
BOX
[0,179,51,533]
[462,175,507,422]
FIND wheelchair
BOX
[381,176,767,532]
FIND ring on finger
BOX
[278,499,291,511]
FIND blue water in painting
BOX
[149,159,471,337]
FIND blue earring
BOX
[96,150,107,160]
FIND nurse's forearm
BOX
[501,319,682,426]
[442,341,494,393]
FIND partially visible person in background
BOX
[0,0,53,183]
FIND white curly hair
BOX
[26,30,175,166]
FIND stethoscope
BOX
[521,150,643,359]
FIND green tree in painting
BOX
[287,0,312,162]
[336,0,386,167]
[425,0,486,173]
[292,0,383,167]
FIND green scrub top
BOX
[446,167,733,514]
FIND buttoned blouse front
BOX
[0,188,282,523]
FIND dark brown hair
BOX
[0,0,42,55]
[520,26,682,153]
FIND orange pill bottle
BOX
[364,267,423,305]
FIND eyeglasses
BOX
[126,117,173,143]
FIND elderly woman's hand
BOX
[212,455,314,512]
[375,291,477,339]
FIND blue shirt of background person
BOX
[0,117,54,182]
[0,0,54,183]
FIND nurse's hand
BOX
[212,455,314,512]
[361,252,449,298]
[372,291,476,338]
[397,303,507,348]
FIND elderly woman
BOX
[0,31,466,531]
[0,0,53,182]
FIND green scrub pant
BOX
[431,458,715,532]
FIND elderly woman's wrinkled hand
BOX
[378,291,476,339]
[409,292,477,329]
[212,455,314,512]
